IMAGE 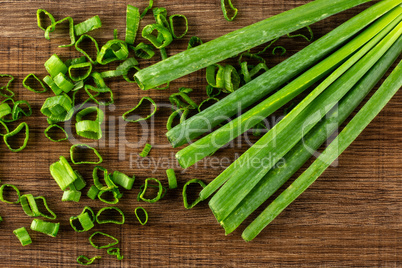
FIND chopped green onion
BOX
[44,124,69,142]
[0,184,21,204]
[169,92,198,109]
[111,171,135,190]
[133,42,155,59]
[44,54,67,78]
[0,102,11,120]
[287,25,314,42]
[206,64,225,89]
[77,255,101,266]
[75,106,104,140]
[122,97,157,123]
[97,39,129,65]
[70,206,95,232]
[113,29,118,39]
[87,185,99,200]
[53,72,74,93]
[12,100,32,120]
[198,98,219,113]
[183,179,206,209]
[98,187,122,204]
[166,169,177,189]
[139,178,163,203]
[40,94,74,123]
[169,14,188,39]
[0,74,15,98]
[50,156,78,191]
[22,73,48,93]
[187,36,203,49]
[61,190,81,202]
[74,15,102,36]
[96,206,125,224]
[107,248,124,260]
[3,122,29,152]
[70,144,103,165]
[75,34,100,64]
[126,5,140,44]
[68,62,93,82]
[20,194,57,220]
[13,227,32,246]
[30,219,60,237]
[134,207,148,225]
[140,0,154,19]
[139,143,152,158]
[89,231,119,249]
[36,9,55,31]
[92,166,112,190]
[221,0,238,21]
[166,108,186,131]
[272,46,286,56]
[43,75,62,95]
[45,16,75,48]
[142,24,173,49]
[72,170,87,191]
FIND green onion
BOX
[139,178,163,203]
[89,231,119,249]
[70,206,95,232]
[72,170,87,190]
[142,23,173,49]
[169,92,198,110]
[36,9,55,31]
[0,74,15,98]
[166,169,177,189]
[126,5,140,45]
[44,54,67,78]
[22,73,48,93]
[0,102,12,120]
[107,248,124,260]
[176,6,402,169]
[187,36,203,49]
[182,179,206,209]
[97,39,129,65]
[45,16,75,48]
[98,187,122,204]
[86,185,99,200]
[43,75,62,95]
[111,171,135,190]
[44,124,69,142]
[61,190,81,202]
[0,121,9,136]
[140,0,154,19]
[75,34,100,64]
[74,15,102,36]
[166,108,186,131]
[122,97,157,123]
[222,34,402,235]
[75,106,104,140]
[243,59,402,242]
[77,255,101,266]
[208,19,402,222]
[13,227,32,246]
[287,25,314,42]
[54,72,74,93]
[50,156,78,191]
[70,144,103,165]
[0,184,21,204]
[139,143,152,157]
[165,0,401,147]
[133,42,155,59]
[30,219,60,237]
[40,94,74,123]
[96,206,125,224]
[92,166,112,190]
[221,0,238,22]
[20,194,57,220]
[169,14,188,39]
[135,0,375,90]
[3,122,29,152]
[68,62,93,82]
[134,207,148,225]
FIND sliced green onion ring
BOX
[74,15,102,36]
[133,42,155,59]
[206,64,225,89]
[0,184,21,204]
[77,255,101,265]
[287,25,314,42]
[71,170,87,191]
[30,219,60,237]
[107,247,124,260]
[97,39,129,65]
[3,122,29,152]
[75,34,100,64]
[182,179,206,209]
[93,166,112,190]
[44,124,69,142]
[206,85,221,98]
[40,94,74,123]
[166,108,186,131]
[70,206,95,232]
[198,97,219,113]
[122,97,157,123]
[75,106,104,140]
[111,171,135,190]
[12,100,32,120]
[187,36,203,49]
[87,185,100,200]
[142,24,173,49]
[139,143,152,157]
[126,5,140,45]
[43,75,62,95]
[223,64,240,93]
[98,187,122,204]
[89,231,119,249]
[0,102,11,120]
[22,73,48,93]
[20,194,57,220]
[61,190,81,202]
[44,54,68,78]
[84,85,114,106]
[169,14,188,39]
[166,169,177,189]
[139,178,164,203]
[54,72,74,93]
[140,0,154,19]
[36,9,55,32]
[272,46,287,56]
[0,74,15,98]
[134,207,148,225]
[68,62,93,82]
[169,92,198,110]
[13,227,32,246]
[45,17,75,48]
[49,156,78,191]
[221,0,238,22]
[96,206,125,224]
[70,144,103,165]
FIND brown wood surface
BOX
[0,0,400,267]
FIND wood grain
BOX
[0,0,400,267]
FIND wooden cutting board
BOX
[0,0,400,267]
